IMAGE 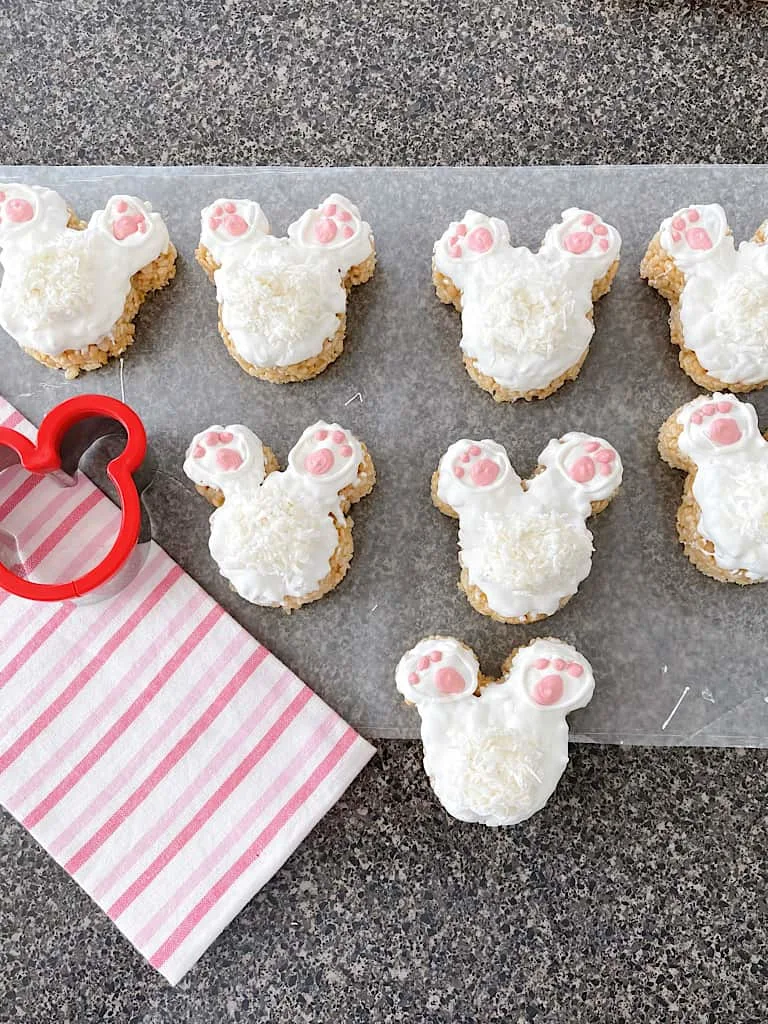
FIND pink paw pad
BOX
[192,431,244,473]
[670,208,712,250]
[689,401,742,446]
[529,657,584,706]
[302,429,358,477]
[568,441,617,482]
[562,213,612,255]
[209,202,249,237]
[452,444,501,487]
[1,195,35,225]
[446,221,495,260]
[408,650,468,694]
[312,201,358,245]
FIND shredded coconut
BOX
[222,246,338,360]
[711,269,768,358]
[14,236,95,327]
[720,462,768,543]
[474,255,575,357]
[210,475,332,584]
[472,509,592,590]
[449,728,545,820]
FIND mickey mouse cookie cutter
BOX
[0,394,151,602]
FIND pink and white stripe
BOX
[0,396,375,984]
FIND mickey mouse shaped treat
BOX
[183,420,375,609]
[433,432,623,622]
[196,194,375,382]
[432,208,621,402]
[659,393,768,583]
[396,636,595,826]
[641,204,768,391]
[0,184,176,378]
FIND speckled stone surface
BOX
[2,0,768,1020]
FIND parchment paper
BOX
[2,165,768,746]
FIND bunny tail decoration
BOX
[195,194,376,382]
[183,421,375,609]
[0,184,176,378]
[659,393,768,584]
[396,636,595,827]
[641,203,768,391]
[432,431,623,623]
[432,208,621,402]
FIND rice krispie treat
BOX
[183,420,375,609]
[641,204,768,391]
[396,636,595,826]
[195,194,375,383]
[0,183,176,378]
[432,208,621,402]
[659,392,768,584]
[432,432,622,622]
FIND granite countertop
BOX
[1,1,768,1021]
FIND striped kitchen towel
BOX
[0,396,375,984]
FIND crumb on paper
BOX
[369,603,379,613]
[701,688,716,704]
[119,358,126,403]
[344,392,363,406]
[662,664,668,675]
[662,686,690,731]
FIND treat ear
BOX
[548,208,620,264]
[659,204,729,269]
[435,439,518,513]
[510,640,595,715]
[288,194,368,259]
[676,394,761,463]
[200,198,269,248]
[396,637,479,705]
[183,424,267,499]
[95,195,159,247]
[535,432,622,506]
[287,421,363,494]
[0,183,69,245]
[434,210,509,266]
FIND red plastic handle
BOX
[0,394,147,602]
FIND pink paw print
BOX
[191,429,243,473]
[528,655,584,706]
[690,399,742,446]
[561,212,612,256]
[407,648,471,695]
[669,208,712,251]
[446,220,496,260]
[452,443,503,487]
[302,428,354,476]
[208,201,249,239]
[0,188,35,227]
[287,421,362,485]
[311,200,358,245]
[567,440,618,482]
[107,197,148,242]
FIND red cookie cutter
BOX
[0,394,148,602]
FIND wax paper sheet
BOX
[2,164,768,745]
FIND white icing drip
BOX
[396,636,595,826]
[0,187,170,355]
[436,433,622,619]
[435,208,620,393]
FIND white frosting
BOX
[436,432,622,619]
[0,187,170,356]
[659,203,768,386]
[434,208,620,393]
[200,193,374,370]
[675,393,768,580]
[396,636,595,826]
[183,420,367,606]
